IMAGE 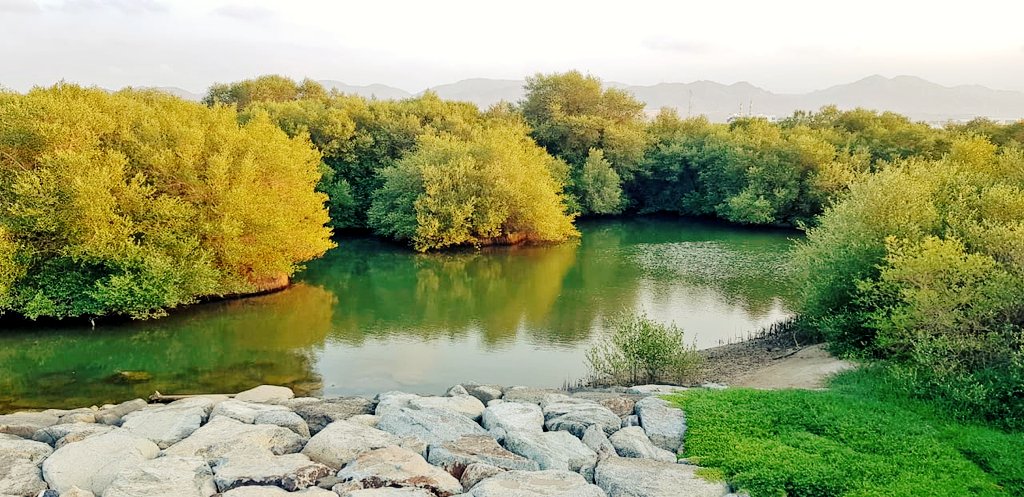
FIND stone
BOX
[570,393,638,418]
[166,395,230,415]
[502,429,597,475]
[377,407,488,446]
[301,420,400,470]
[0,412,59,438]
[608,427,676,462]
[624,385,688,396]
[427,435,539,477]
[458,463,503,491]
[104,455,217,497]
[35,489,60,497]
[447,385,470,396]
[58,487,94,497]
[701,383,728,390]
[373,392,421,415]
[461,384,504,404]
[542,399,621,437]
[340,488,436,497]
[480,402,544,435]
[408,395,486,421]
[235,385,295,404]
[254,410,311,438]
[0,437,52,496]
[634,397,686,453]
[595,456,728,497]
[164,416,304,463]
[211,400,290,425]
[621,415,640,428]
[41,429,160,495]
[95,399,149,426]
[581,425,615,457]
[212,453,332,492]
[501,387,564,405]
[56,408,97,425]
[220,486,300,496]
[32,423,114,448]
[121,405,207,448]
[466,470,606,497]
[292,397,376,434]
[336,446,463,497]
[348,414,380,427]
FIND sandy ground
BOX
[696,337,856,390]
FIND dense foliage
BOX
[586,312,702,384]
[0,85,333,319]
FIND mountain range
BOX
[159,75,1024,123]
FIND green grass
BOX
[666,367,1024,497]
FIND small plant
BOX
[586,312,702,385]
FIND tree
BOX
[202,75,328,109]
[574,149,623,215]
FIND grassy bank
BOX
[667,367,1024,497]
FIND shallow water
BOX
[0,217,799,411]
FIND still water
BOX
[0,218,798,411]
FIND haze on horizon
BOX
[1,0,1023,95]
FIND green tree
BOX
[574,148,623,215]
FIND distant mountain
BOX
[424,78,524,108]
[319,80,412,100]
[149,86,202,102]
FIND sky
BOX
[1,0,1023,95]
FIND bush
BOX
[586,312,702,385]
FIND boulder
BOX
[581,425,615,457]
[501,387,565,405]
[235,385,295,404]
[222,486,336,496]
[427,435,539,476]
[95,399,149,425]
[336,446,463,497]
[466,470,606,497]
[301,420,400,470]
[542,399,621,437]
[634,397,686,452]
[570,393,638,418]
[348,414,380,427]
[595,456,727,497]
[460,384,504,404]
[165,395,229,415]
[56,408,97,425]
[447,385,470,396]
[376,407,487,446]
[340,488,436,497]
[0,412,59,438]
[210,400,290,425]
[254,410,310,438]
[502,430,597,475]
[480,402,543,435]
[373,392,420,415]
[459,463,503,491]
[32,423,114,448]
[164,416,304,463]
[104,455,217,497]
[41,429,160,495]
[608,427,676,462]
[212,453,332,492]
[291,397,376,434]
[409,395,485,421]
[621,415,640,428]
[57,487,94,497]
[624,385,688,396]
[121,405,206,448]
[0,437,52,496]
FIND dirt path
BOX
[696,338,855,390]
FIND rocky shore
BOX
[0,383,740,497]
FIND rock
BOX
[211,400,290,425]
[340,488,436,497]
[501,387,564,405]
[166,395,230,415]
[212,453,332,492]
[254,410,310,438]
[104,455,217,497]
[595,456,727,497]
[35,489,60,497]
[292,397,376,434]
[608,427,676,462]
[56,408,97,425]
[377,407,488,446]
[427,435,539,477]
[624,385,688,396]
[373,392,420,415]
[409,395,486,421]
[32,423,114,448]
[0,412,59,438]
[336,446,463,497]
[447,385,470,396]
[96,399,149,426]
[701,383,728,390]
[301,420,400,470]
[458,463,503,491]
[502,430,597,475]
[121,405,206,449]
[57,487,94,497]
[570,393,638,418]
[221,486,329,496]
[348,414,380,427]
[461,384,504,404]
[542,399,621,437]
[164,416,304,463]
[480,402,543,435]
[105,370,153,384]
[0,437,52,496]
[634,397,686,453]
[41,429,159,495]
[466,470,606,497]
[398,437,430,458]
[621,415,640,428]
[581,425,615,457]
[235,385,295,404]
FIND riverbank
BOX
[0,383,734,497]
[694,336,855,389]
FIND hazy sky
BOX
[2,0,1022,94]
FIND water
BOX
[0,217,799,411]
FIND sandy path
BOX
[697,338,855,390]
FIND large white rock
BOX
[0,437,52,496]
[301,419,400,469]
[212,453,332,492]
[460,384,504,404]
[376,407,488,446]
[595,456,727,497]
[95,399,150,426]
[59,486,95,497]
[0,412,59,438]
[41,429,160,495]
[624,385,688,396]
[165,395,229,415]
[104,455,217,497]
[253,410,310,438]
[221,486,336,496]
[164,416,304,463]
[121,405,207,448]
[459,462,503,491]
[481,402,544,435]
[581,425,615,457]
[409,395,486,421]
[235,385,295,404]
[501,387,565,405]
[607,427,676,462]
[467,470,607,497]
[373,392,421,416]
[634,397,686,453]
[336,446,463,497]
[502,430,597,475]
[427,435,539,474]
[339,488,436,497]
[210,400,290,425]
[542,399,621,438]
[32,423,114,448]
[288,397,376,434]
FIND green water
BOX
[0,218,798,411]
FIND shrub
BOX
[586,312,702,385]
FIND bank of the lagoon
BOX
[0,218,798,412]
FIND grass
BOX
[665,367,1024,497]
